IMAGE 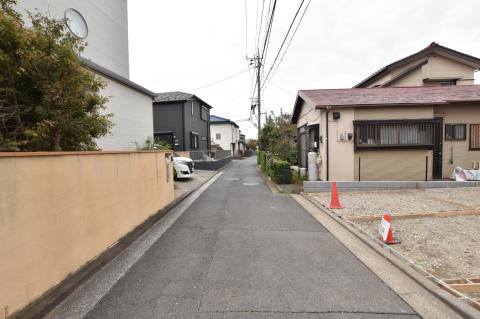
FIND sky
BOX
[127,0,480,139]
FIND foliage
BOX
[257,150,266,171]
[258,112,297,164]
[135,136,171,151]
[246,138,257,150]
[269,159,291,184]
[0,0,112,151]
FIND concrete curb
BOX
[13,165,227,319]
[299,193,480,319]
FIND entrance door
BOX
[432,117,443,180]
[298,126,308,168]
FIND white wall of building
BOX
[17,0,130,78]
[96,78,153,150]
[211,123,239,151]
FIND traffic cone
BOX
[328,181,344,209]
[379,214,398,245]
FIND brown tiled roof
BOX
[292,85,480,123]
[354,42,480,88]
[302,85,480,107]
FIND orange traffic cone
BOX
[379,214,399,245]
[328,181,344,209]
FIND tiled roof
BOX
[301,85,480,107]
[154,91,194,102]
[210,115,239,127]
[292,85,480,123]
[154,91,213,108]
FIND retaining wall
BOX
[304,180,480,193]
[194,157,232,171]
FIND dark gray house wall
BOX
[182,100,210,151]
[153,102,184,151]
[153,99,210,152]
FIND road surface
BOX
[84,157,419,318]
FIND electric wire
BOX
[189,68,252,92]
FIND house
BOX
[17,0,156,150]
[292,44,480,181]
[210,115,241,156]
[355,42,479,88]
[153,92,212,152]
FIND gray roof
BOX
[80,57,156,97]
[154,91,213,108]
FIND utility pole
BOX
[255,53,262,142]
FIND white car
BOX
[173,153,194,179]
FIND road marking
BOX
[225,177,239,181]
[243,182,259,186]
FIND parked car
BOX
[173,153,194,179]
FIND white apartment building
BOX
[17,0,155,149]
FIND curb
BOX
[300,193,480,319]
[13,165,226,319]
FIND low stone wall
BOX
[0,151,174,317]
[304,180,480,193]
[194,157,232,171]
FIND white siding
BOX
[17,0,130,78]
[96,78,153,150]
[211,123,239,150]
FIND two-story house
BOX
[153,92,212,153]
[210,115,240,156]
[292,43,480,181]
[18,1,156,150]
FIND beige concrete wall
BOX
[354,149,432,181]
[435,103,480,178]
[0,151,174,316]
[354,105,434,120]
[328,109,355,181]
[366,54,476,87]
[351,106,434,181]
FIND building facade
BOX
[17,0,155,149]
[210,115,240,156]
[293,43,480,181]
[153,92,212,152]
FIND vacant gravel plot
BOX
[359,216,480,279]
[308,187,480,284]
[310,189,468,217]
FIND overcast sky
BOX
[127,0,480,139]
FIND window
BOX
[201,106,208,121]
[354,120,434,149]
[445,124,466,141]
[191,132,199,149]
[216,133,221,140]
[470,124,480,150]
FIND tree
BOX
[246,138,257,150]
[0,0,112,151]
[258,112,297,164]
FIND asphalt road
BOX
[85,157,419,319]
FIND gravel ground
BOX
[425,188,480,209]
[358,216,480,280]
[308,187,480,290]
[310,189,467,217]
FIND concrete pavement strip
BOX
[292,194,478,319]
[44,170,225,319]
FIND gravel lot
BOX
[360,216,480,279]
[308,187,480,285]
[310,189,470,217]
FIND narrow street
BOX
[83,157,418,319]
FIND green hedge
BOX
[270,159,291,184]
[258,151,267,171]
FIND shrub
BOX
[258,151,267,172]
[271,159,292,184]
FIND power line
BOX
[260,0,277,60]
[256,0,266,52]
[244,0,248,57]
[264,0,312,91]
[261,0,307,91]
[189,68,251,92]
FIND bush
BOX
[271,159,292,184]
[258,151,267,171]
